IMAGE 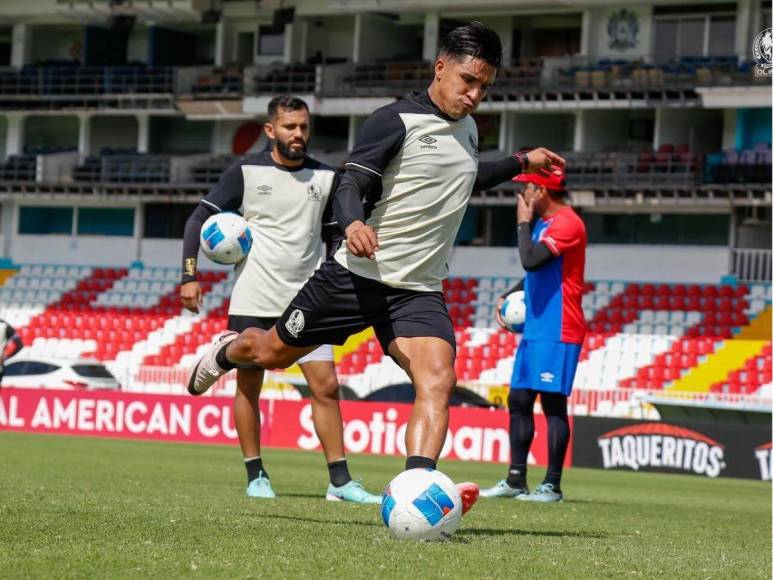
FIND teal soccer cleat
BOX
[246,472,276,499]
[326,479,381,504]
[517,483,563,503]
[479,479,529,499]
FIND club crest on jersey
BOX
[256,185,272,195]
[307,183,322,201]
[468,134,479,158]
[285,309,305,337]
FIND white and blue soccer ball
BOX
[500,290,526,333]
[381,469,462,541]
[200,212,252,265]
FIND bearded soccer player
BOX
[481,167,586,503]
[187,22,564,514]
[180,95,379,503]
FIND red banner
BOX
[0,388,572,466]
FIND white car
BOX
[1,357,120,391]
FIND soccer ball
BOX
[381,469,462,541]
[500,290,526,332]
[200,213,252,265]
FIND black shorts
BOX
[276,259,455,354]
[228,315,277,333]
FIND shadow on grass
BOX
[257,513,381,528]
[457,527,611,539]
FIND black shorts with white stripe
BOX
[275,258,455,354]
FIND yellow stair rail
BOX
[669,339,768,392]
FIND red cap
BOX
[513,167,566,191]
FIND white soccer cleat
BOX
[187,331,238,396]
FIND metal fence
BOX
[732,249,773,282]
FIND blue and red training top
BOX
[523,206,587,344]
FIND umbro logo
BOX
[419,135,438,150]
[540,372,554,383]
[256,185,272,194]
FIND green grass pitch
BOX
[0,432,769,579]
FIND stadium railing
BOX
[244,64,319,95]
[0,65,174,96]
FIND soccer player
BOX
[0,317,23,387]
[480,167,586,503]
[187,22,564,512]
[180,95,379,503]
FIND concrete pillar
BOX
[11,23,31,68]
[78,114,92,157]
[423,12,439,62]
[5,114,25,156]
[347,115,358,151]
[352,14,363,64]
[214,20,227,66]
[652,108,662,151]
[498,111,509,152]
[721,109,737,150]
[136,114,150,153]
[134,202,144,261]
[580,10,592,57]
[282,24,293,64]
[735,0,753,62]
[573,110,586,152]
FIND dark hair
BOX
[267,95,309,119]
[438,21,503,69]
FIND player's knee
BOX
[417,366,455,403]
[311,378,339,403]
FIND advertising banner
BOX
[573,417,771,480]
[0,388,572,467]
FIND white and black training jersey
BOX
[332,91,524,293]
[183,150,339,317]
[0,319,17,365]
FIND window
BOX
[708,16,735,56]
[585,213,730,245]
[4,361,60,375]
[77,208,134,236]
[19,206,73,235]
[72,364,115,379]
[144,203,197,239]
[258,25,285,56]
[653,13,736,61]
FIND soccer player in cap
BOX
[187,22,564,514]
[481,166,586,503]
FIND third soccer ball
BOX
[381,469,462,541]
[500,290,526,332]
[199,212,252,265]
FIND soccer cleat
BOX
[326,479,381,504]
[246,472,276,499]
[456,482,480,515]
[479,479,529,499]
[187,331,238,396]
[517,482,564,503]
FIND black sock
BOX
[405,455,436,470]
[508,389,537,488]
[215,345,237,371]
[327,458,352,487]
[245,457,268,483]
[506,464,527,489]
[542,393,570,492]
